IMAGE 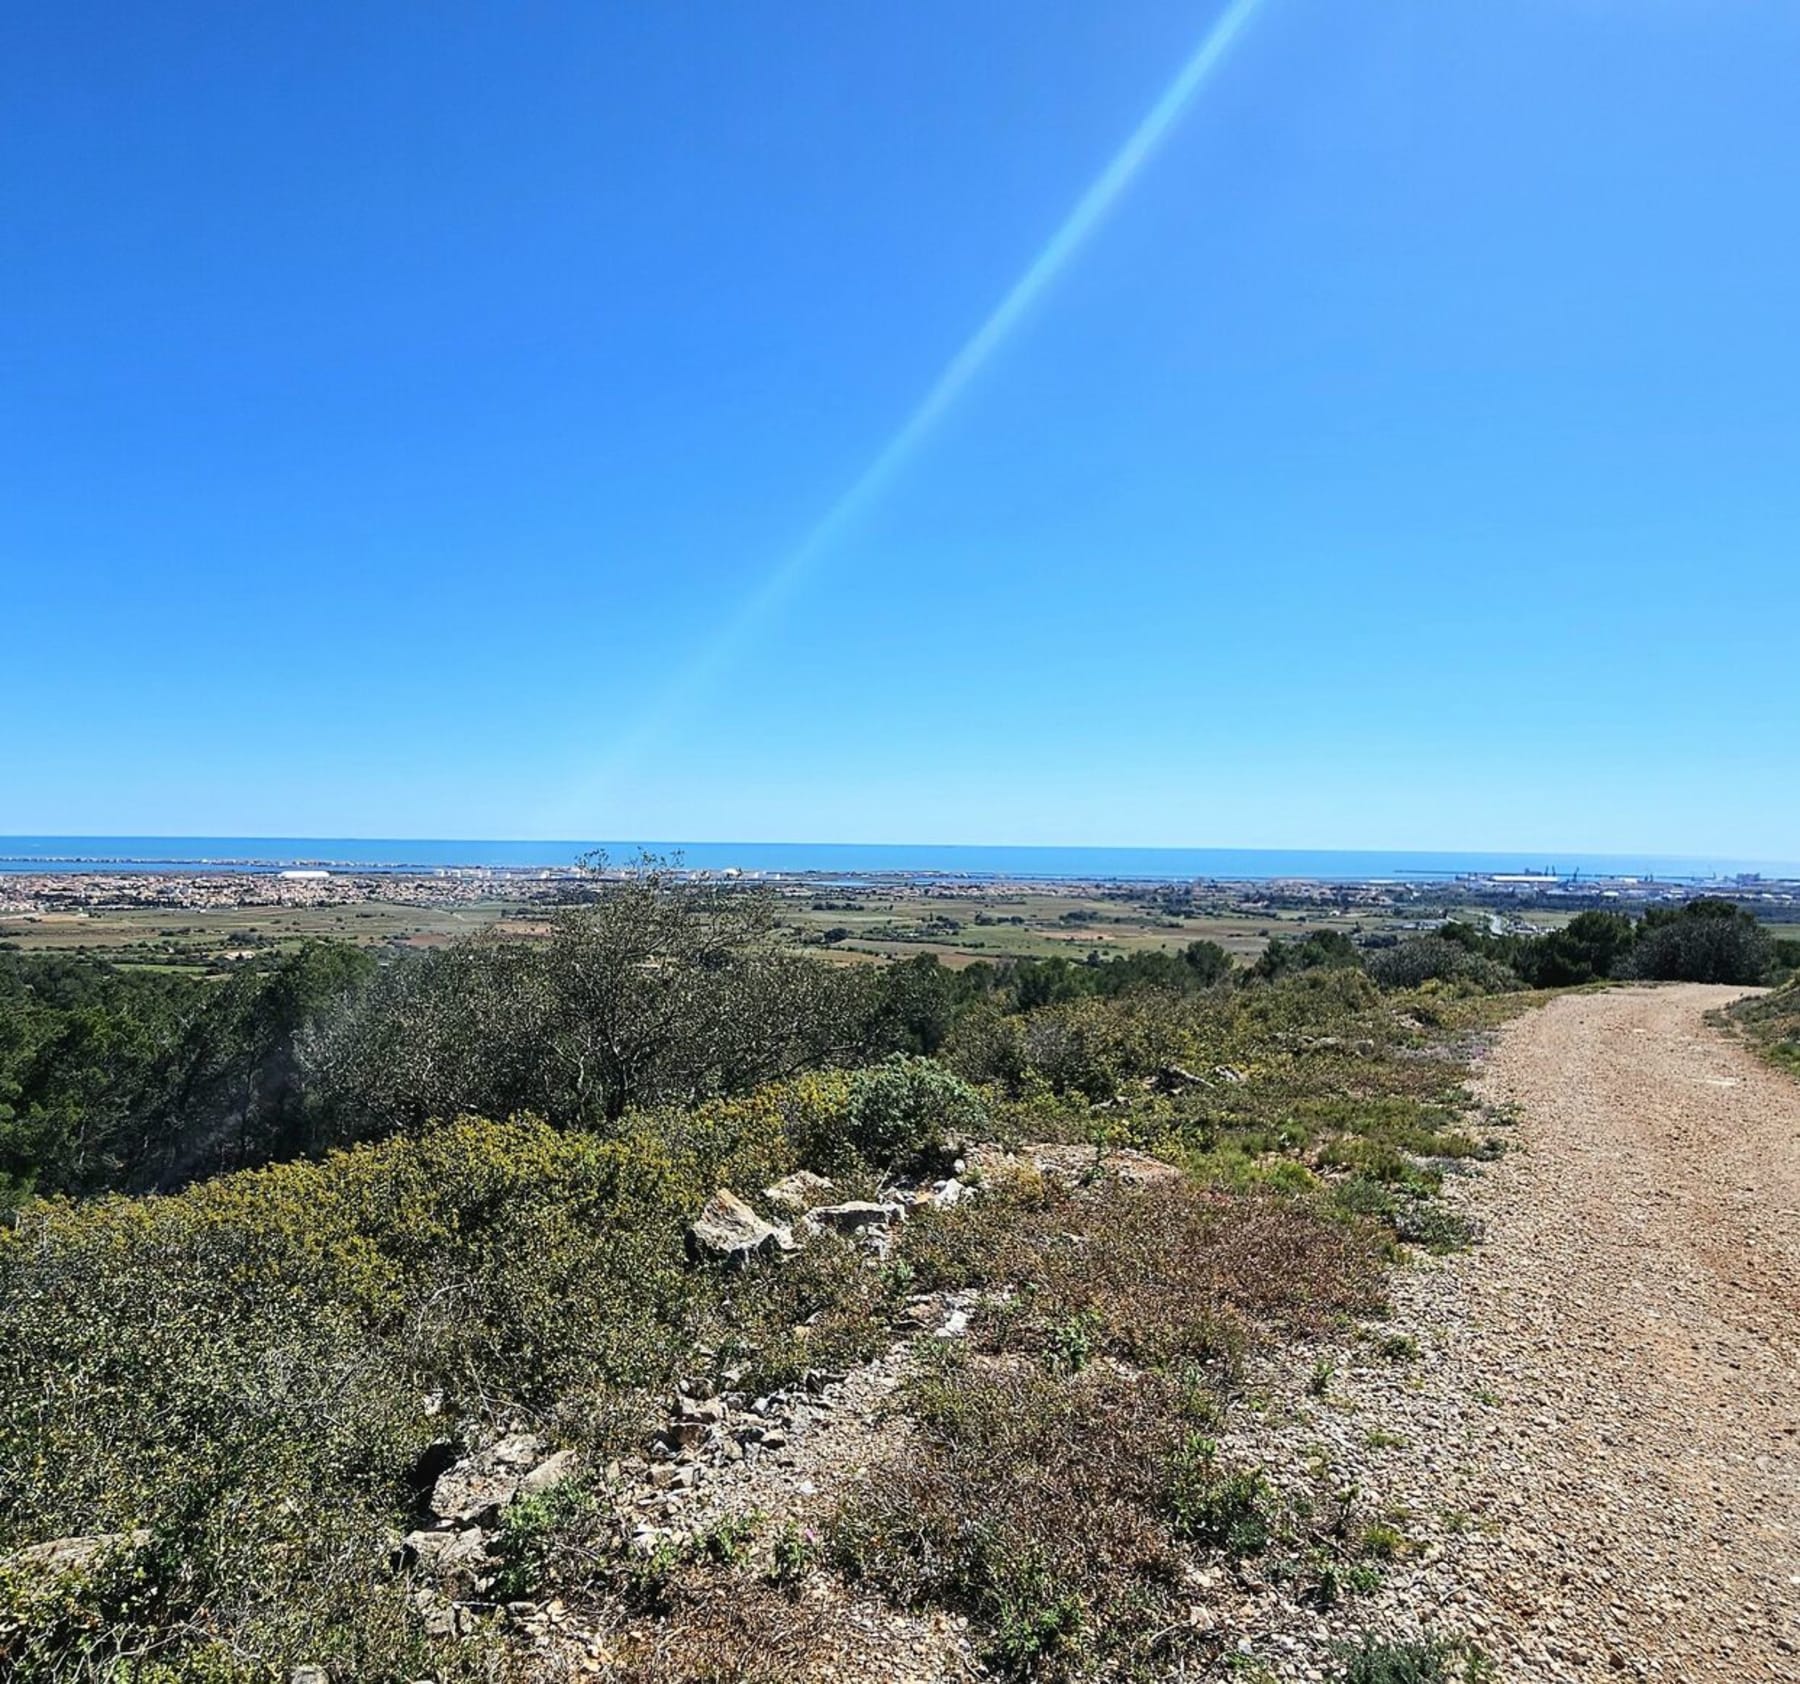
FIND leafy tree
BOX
[0,945,377,1197]
[1250,928,1362,981]
[1622,901,1770,984]
[1510,910,1637,987]
[850,953,972,1057]
[305,865,858,1140]
[1181,939,1233,986]
[1010,957,1093,1012]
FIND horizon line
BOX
[0,833,1793,868]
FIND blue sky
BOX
[4,0,1796,853]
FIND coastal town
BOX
[4,856,1794,973]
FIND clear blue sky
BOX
[4,0,1796,854]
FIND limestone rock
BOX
[430,1432,546,1526]
[403,1526,488,1585]
[685,1189,794,1266]
[412,1586,456,1639]
[963,1141,1180,1190]
[8,1531,150,1574]
[763,1170,835,1214]
[519,1447,578,1499]
[1152,1063,1210,1093]
[801,1200,906,1235]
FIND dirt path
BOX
[1459,983,1800,1679]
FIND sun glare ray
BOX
[579,0,1270,811]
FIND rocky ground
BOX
[472,983,1799,1682]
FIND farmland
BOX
[1,874,1476,974]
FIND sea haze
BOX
[0,839,1792,883]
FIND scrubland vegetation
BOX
[0,867,1785,1681]
[1725,977,1800,1077]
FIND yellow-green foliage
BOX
[0,1072,886,1681]
[0,966,1494,1680]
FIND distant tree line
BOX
[1345,898,1787,992]
[1,867,1786,1206]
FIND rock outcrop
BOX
[763,1170,835,1214]
[684,1189,795,1266]
[430,1431,550,1527]
[800,1200,906,1236]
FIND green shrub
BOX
[1358,1522,1406,1560]
[0,1101,886,1678]
[768,1521,817,1586]
[1366,939,1518,995]
[838,1055,987,1171]
[1333,1634,1489,1684]
[489,1477,602,1601]
[1623,905,1770,984]
[1166,1434,1271,1555]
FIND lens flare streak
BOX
[588,0,1270,795]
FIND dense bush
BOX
[306,877,857,1140]
[1365,936,1520,994]
[1506,910,1636,987]
[1251,929,1363,980]
[1015,994,1198,1102]
[838,1055,987,1171]
[1621,899,1771,984]
[0,943,374,1200]
[0,1086,903,1680]
[1442,901,1775,990]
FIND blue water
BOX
[0,837,1792,883]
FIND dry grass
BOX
[821,1179,1386,1678]
[903,1178,1383,1376]
[830,1356,1208,1680]
[593,1578,839,1683]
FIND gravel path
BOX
[1219,983,1800,1682]
[1457,983,1800,1679]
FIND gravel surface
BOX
[1214,983,1800,1682]
[1454,983,1800,1680]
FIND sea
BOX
[0,838,1793,884]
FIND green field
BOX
[0,900,541,968]
[776,885,1441,966]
